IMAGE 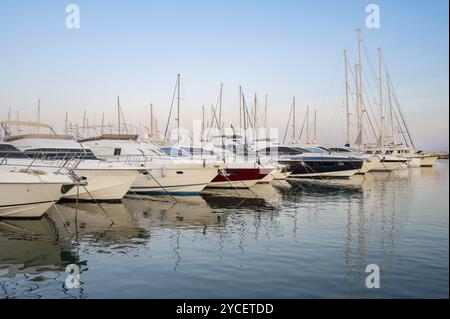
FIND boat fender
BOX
[161,167,166,177]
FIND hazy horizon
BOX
[0,0,448,152]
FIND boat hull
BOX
[206,168,268,189]
[0,183,68,218]
[420,156,438,167]
[370,159,408,172]
[130,165,218,195]
[280,159,363,179]
[64,168,140,201]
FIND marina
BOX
[0,0,448,302]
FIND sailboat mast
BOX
[150,103,154,138]
[378,48,384,153]
[65,112,69,135]
[386,71,395,145]
[292,97,296,143]
[101,113,104,135]
[344,49,350,146]
[117,96,121,135]
[177,74,181,144]
[219,83,223,132]
[306,106,310,144]
[201,105,205,142]
[314,109,317,144]
[37,99,41,133]
[264,94,268,129]
[357,28,363,148]
[239,85,242,129]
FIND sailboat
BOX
[335,30,422,171]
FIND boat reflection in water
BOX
[0,164,447,298]
[123,195,226,230]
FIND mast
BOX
[150,103,154,138]
[177,74,181,143]
[83,110,87,136]
[386,71,395,145]
[253,93,258,129]
[101,113,104,135]
[201,105,205,142]
[292,97,296,144]
[219,83,223,132]
[344,49,350,146]
[37,99,41,133]
[306,106,310,144]
[314,109,317,144]
[117,96,121,135]
[65,112,68,135]
[378,48,384,153]
[354,63,361,147]
[357,28,364,148]
[239,85,242,129]
[264,94,268,129]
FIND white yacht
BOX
[1,121,141,201]
[160,145,273,188]
[0,143,77,218]
[79,134,220,194]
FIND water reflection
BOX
[0,165,448,298]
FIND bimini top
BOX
[78,134,139,143]
[4,133,73,142]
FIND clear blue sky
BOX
[0,0,448,151]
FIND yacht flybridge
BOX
[1,121,142,201]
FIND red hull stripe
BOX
[211,168,268,183]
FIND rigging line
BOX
[388,76,415,148]
[282,104,294,144]
[164,77,179,141]
[361,69,382,142]
[206,86,224,141]
[298,111,307,143]
[318,51,345,110]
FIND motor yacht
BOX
[0,143,77,218]
[79,134,220,195]
[1,121,141,201]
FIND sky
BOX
[0,0,448,151]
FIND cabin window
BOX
[114,148,122,156]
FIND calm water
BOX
[1,162,448,299]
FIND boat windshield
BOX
[0,144,29,159]
[23,148,98,160]
[181,147,215,156]
[303,147,328,154]
[160,147,190,157]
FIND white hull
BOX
[64,168,140,200]
[407,157,422,168]
[257,169,280,183]
[289,169,359,179]
[358,157,381,174]
[0,181,69,218]
[420,156,438,167]
[370,160,406,172]
[130,165,218,195]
